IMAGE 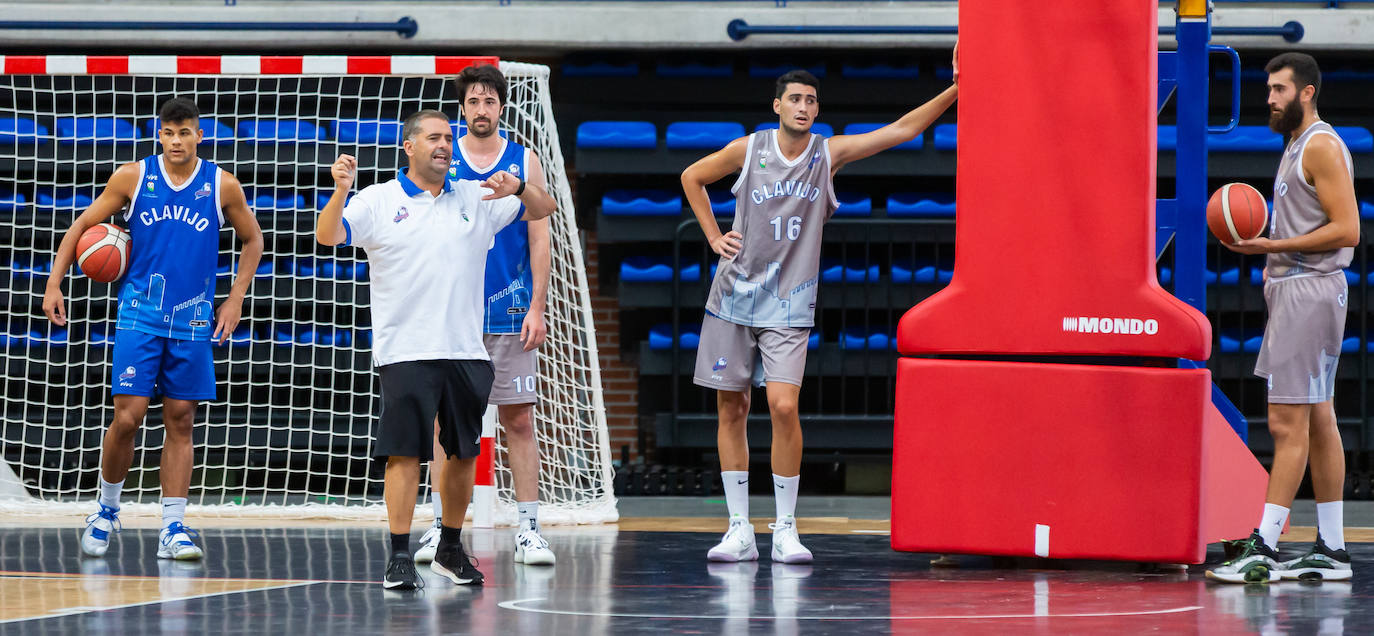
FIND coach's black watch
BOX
[514,177,526,197]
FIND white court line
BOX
[0,580,319,624]
[497,598,1205,621]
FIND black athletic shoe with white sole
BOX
[1280,536,1353,581]
[383,551,425,590]
[431,542,484,586]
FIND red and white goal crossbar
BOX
[0,55,497,75]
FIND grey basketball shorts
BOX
[484,333,538,405]
[693,314,810,391]
[1255,272,1348,404]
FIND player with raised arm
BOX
[1208,53,1359,584]
[316,109,555,590]
[43,97,263,561]
[680,49,958,564]
[414,65,560,566]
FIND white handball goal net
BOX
[0,56,617,523]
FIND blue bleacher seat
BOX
[821,260,879,283]
[841,63,919,80]
[1209,126,1283,152]
[8,257,51,279]
[808,332,820,350]
[88,326,114,346]
[55,117,138,144]
[0,117,48,145]
[236,119,325,143]
[620,256,701,283]
[316,191,356,211]
[253,191,307,211]
[891,262,952,284]
[0,327,25,348]
[36,190,93,210]
[0,191,25,213]
[1215,267,1240,286]
[936,67,954,81]
[1334,126,1373,153]
[657,61,733,78]
[317,260,357,280]
[1158,267,1172,285]
[331,119,402,145]
[666,122,745,150]
[601,189,681,216]
[648,323,700,350]
[1219,330,1263,353]
[1342,336,1361,354]
[933,124,957,150]
[887,193,955,218]
[834,192,872,217]
[1250,266,1265,286]
[749,62,826,79]
[840,328,889,351]
[562,60,639,77]
[1344,269,1361,286]
[709,190,736,216]
[576,121,656,149]
[1361,201,1374,219]
[229,325,253,348]
[28,328,68,347]
[753,122,834,138]
[842,123,923,150]
[283,258,316,277]
[142,118,234,144]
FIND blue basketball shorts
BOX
[110,329,216,401]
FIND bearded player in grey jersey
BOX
[1207,53,1359,584]
[681,47,959,564]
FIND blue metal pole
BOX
[0,18,419,38]
[1173,12,1211,319]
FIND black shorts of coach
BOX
[373,359,495,461]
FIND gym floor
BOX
[2,497,1369,634]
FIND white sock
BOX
[1258,503,1289,550]
[773,473,800,522]
[432,489,443,526]
[1316,501,1345,551]
[98,477,123,510]
[722,471,749,522]
[161,497,187,529]
[518,501,539,532]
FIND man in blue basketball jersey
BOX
[43,97,263,560]
[414,64,560,566]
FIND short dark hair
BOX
[158,97,199,125]
[775,70,820,100]
[1265,52,1321,102]
[401,109,449,142]
[454,64,507,107]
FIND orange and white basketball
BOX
[1206,183,1268,244]
[76,222,131,283]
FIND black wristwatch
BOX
[514,177,526,196]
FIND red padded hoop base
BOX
[891,358,1266,563]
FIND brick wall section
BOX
[584,231,641,461]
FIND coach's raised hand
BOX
[316,154,357,246]
[480,170,522,200]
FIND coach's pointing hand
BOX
[332,154,357,191]
[480,171,522,200]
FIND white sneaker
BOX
[81,503,121,557]
[414,524,441,563]
[514,529,556,565]
[707,519,759,562]
[156,522,204,561]
[769,517,813,564]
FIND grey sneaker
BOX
[1206,531,1281,584]
[1279,536,1352,581]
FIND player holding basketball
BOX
[414,64,559,566]
[42,97,263,561]
[1208,53,1359,584]
[317,110,554,590]
[681,48,958,563]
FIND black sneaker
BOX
[1205,531,1282,584]
[383,551,425,590]
[431,541,484,586]
[1280,535,1353,581]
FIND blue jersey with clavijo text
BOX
[451,137,531,334]
[116,155,222,341]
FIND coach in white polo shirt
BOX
[316,109,555,591]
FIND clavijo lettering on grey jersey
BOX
[1268,120,1355,280]
[706,129,839,328]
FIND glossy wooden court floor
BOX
[1,516,1369,634]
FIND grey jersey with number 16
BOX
[705,129,839,328]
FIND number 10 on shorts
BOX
[512,375,536,393]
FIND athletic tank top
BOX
[1267,121,1355,280]
[705,129,839,328]
[452,137,531,334]
[116,155,223,341]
